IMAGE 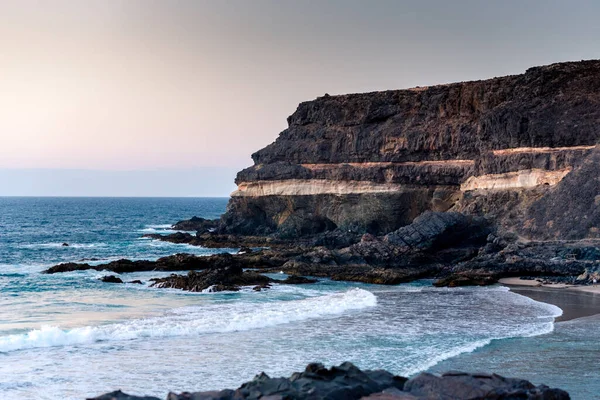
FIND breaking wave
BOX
[0,288,376,353]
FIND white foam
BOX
[138,228,188,234]
[17,242,107,249]
[402,339,493,376]
[0,288,376,353]
[145,224,173,229]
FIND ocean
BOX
[0,197,587,399]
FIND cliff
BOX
[223,60,600,237]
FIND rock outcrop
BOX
[149,265,272,292]
[222,60,600,237]
[172,216,219,233]
[87,362,570,400]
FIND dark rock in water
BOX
[144,232,196,244]
[172,216,218,232]
[237,246,253,254]
[100,275,123,284]
[142,232,284,249]
[252,283,271,291]
[86,389,160,400]
[149,265,271,292]
[62,242,69,247]
[280,275,318,284]
[433,275,497,288]
[44,249,304,275]
[92,362,569,400]
[128,280,143,285]
[277,260,439,285]
[45,253,243,274]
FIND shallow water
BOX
[0,197,568,399]
[429,313,600,400]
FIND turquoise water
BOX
[0,198,570,399]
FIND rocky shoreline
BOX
[44,60,600,294]
[44,212,600,293]
[88,362,570,400]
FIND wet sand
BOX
[500,278,600,322]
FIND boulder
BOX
[384,212,491,253]
[100,275,123,284]
[172,216,219,232]
[86,390,160,400]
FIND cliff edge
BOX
[223,60,600,237]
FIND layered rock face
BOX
[224,60,600,236]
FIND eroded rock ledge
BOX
[87,362,569,400]
[222,60,600,236]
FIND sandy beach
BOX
[500,277,600,322]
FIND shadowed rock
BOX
[88,362,569,400]
[172,216,219,232]
[100,275,123,284]
[149,265,271,292]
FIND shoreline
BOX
[500,277,600,322]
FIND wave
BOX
[145,224,173,229]
[137,224,177,234]
[0,288,376,353]
[403,289,563,376]
[137,228,184,234]
[18,242,108,249]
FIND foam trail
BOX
[0,288,376,353]
[18,242,107,249]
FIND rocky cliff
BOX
[223,60,600,237]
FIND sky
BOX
[0,0,599,196]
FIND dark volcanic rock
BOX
[223,191,459,237]
[384,211,491,252]
[251,61,600,165]
[278,260,438,285]
[149,265,271,292]
[100,275,124,284]
[401,371,569,400]
[45,248,304,276]
[434,240,600,287]
[45,253,243,274]
[279,275,318,284]
[87,390,160,400]
[523,145,600,240]
[142,232,284,249]
[222,60,600,236]
[172,216,218,232]
[92,362,569,400]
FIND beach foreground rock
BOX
[87,362,570,400]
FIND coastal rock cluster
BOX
[88,362,569,400]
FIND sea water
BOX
[0,197,579,399]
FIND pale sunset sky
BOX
[0,0,599,196]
